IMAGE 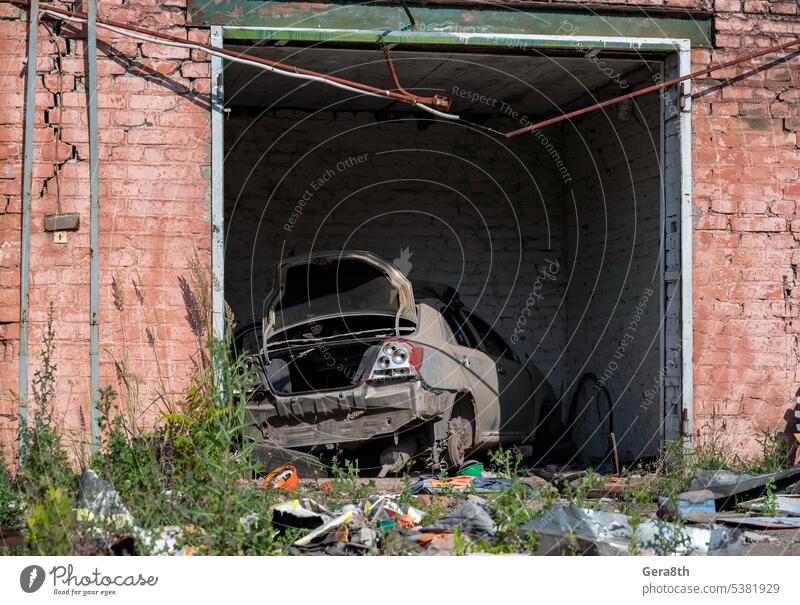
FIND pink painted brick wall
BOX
[0,0,210,458]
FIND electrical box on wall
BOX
[44,213,80,232]
[44,213,79,244]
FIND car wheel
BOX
[446,414,473,468]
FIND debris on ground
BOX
[524,506,742,556]
[407,475,535,495]
[742,531,778,544]
[715,516,800,530]
[422,498,496,539]
[262,464,299,492]
[691,466,800,511]
[29,460,800,556]
[660,489,717,522]
[76,468,136,530]
[750,495,800,516]
[76,468,192,555]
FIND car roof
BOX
[411,280,463,307]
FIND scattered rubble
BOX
[524,506,742,556]
[13,460,800,556]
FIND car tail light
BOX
[368,338,423,381]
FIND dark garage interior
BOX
[222,43,666,464]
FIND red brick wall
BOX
[0,0,210,458]
[692,0,800,457]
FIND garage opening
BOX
[220,41,680,465]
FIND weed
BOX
[419,496,448,525]
[488,447,524,478]
[695,425,790,475]
[25,486,74,555]
[694,428,731,470]
[0,452,21,530]
[452,526,469,555]
[394,486,418,511]
[482,478,539,553]
[565,469,602,509]
[92,385,163,514]
[760,478,779,517]
[653,518,690,556]
[627,508,642,556]
[747,430,790,475]
[329,453,373,501]
[18,304,74,498]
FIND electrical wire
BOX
[23,1,460,121]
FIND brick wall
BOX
[224,109,572,390]
[691,0,800,457]
[0,0,211,457]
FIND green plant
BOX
[166,337,284,555]
[565,469,602,509]
[25,486,74,555]
[395,486,418,511]
[626,508,643,556]
[18,304,74,498]
[653,518,690,556]
[694,427,732,470]
[0,451,21,530]
[452,526,469,556]
[329,452,373,501]
[760,478,779,517]
[419,495,448,525]
[92,385,163,517]
[484,479,540,553]
[746,430,789,475]
[488,446,524,478]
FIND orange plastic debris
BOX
[262,464,299,492]
[429,475,474,490]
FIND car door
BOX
[435,304,501,443]
[460,312,537,445]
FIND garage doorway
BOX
[211,31,692,464]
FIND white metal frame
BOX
[208,30,694,445]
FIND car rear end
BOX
[245,252,451,450]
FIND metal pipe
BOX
[19,0,39,450]
[678,41,694,448]
[210,26,225,344]
[87,0,100,451]
[506,36,800,138]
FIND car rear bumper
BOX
[246,379,453,449]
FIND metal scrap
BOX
[523,506,742,556]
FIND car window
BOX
[440,306,477,348]
[464,313,514,360]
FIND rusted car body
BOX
[244,251,556,471]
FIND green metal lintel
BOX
[189,1,711,47]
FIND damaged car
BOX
[240,251,556,474]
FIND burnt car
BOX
[241,251,556,473]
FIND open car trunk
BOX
[266,339,376,394]
[262,252,417,395]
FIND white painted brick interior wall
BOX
[225,110,570,387]
[562,91,663,459]
[225,102,662,458]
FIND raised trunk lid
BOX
[263,251,417,345]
